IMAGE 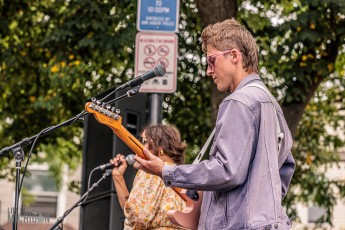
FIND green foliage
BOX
[21,188,36,207]
[239,0,345,225]
[286,75,345,225]
[0,0,345,226]
[0,0,138,187]
[248,0,345,104]
[288,79,345,223]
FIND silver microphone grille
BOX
[126,154,136,166]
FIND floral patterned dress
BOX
[123,163,186,230]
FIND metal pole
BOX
[149,93,162,125]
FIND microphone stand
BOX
[49,170,113,230]
[0,111,88,158]
[7,114,87,230]
[12,147,24,230]
[0,86,141,158]
[0,85,140,230]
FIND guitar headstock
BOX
[85,98,146,158]
[85,98,122,131]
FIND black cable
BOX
[18,127,50,195]
[18,112,83,197]
[78,167,97,207]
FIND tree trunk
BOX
[196,0,237,25]
[196,0,237,125]
[282,79,321,137]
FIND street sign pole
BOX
[136,0,180,125]
[148,93,162,125]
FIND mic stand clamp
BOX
[49,170,112,230]
[105,85,141,106]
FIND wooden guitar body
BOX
[167,189,203,230]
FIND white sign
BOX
[135,32,178,93]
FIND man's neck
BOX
[230,69,253,93]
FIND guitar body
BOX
[85,101,203,229]
[167,189,203,230]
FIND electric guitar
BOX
[85,99,202,230]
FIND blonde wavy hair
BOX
[201,18,259,74]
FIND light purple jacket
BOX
[162,74,295,229]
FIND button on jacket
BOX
[162,74,295,229]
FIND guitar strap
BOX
[242,83,284,153]
[193,128,215,164]
[192,83,283,164]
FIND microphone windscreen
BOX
[155,64,166,76]
[126,154,136,166]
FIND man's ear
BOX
[230,49,241,63]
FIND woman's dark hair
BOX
[143,124,186,164]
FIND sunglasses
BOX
[207,49,233,71]
[140,137,148,145]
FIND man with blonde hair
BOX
[135,18,295,230]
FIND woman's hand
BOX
[111,154,127,178]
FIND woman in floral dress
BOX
[111,124,187,229]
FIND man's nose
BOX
[206,66,214,76]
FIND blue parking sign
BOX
[137,0,180,32]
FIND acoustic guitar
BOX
[85,99,202,230]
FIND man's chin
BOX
[216,86,227,92]
[216,87,231,94]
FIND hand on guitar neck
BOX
[134,148,165,177]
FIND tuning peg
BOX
[115,109,121,114]
[91,97,96,102]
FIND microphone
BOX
[117,64,166,90]
[96,154,136,171]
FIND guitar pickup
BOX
[186,190,200,201]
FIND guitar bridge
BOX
[186,190,199,201]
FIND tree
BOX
[1,0,345,226]
[0,0,139,184]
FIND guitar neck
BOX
[110,125,147,160]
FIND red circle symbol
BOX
[157,57,169,69]
[157,45,169,56]
[143,57,155,69]
[144,45,156,56]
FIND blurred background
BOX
[0,0,345,229]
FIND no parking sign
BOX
[135,32,178,93]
